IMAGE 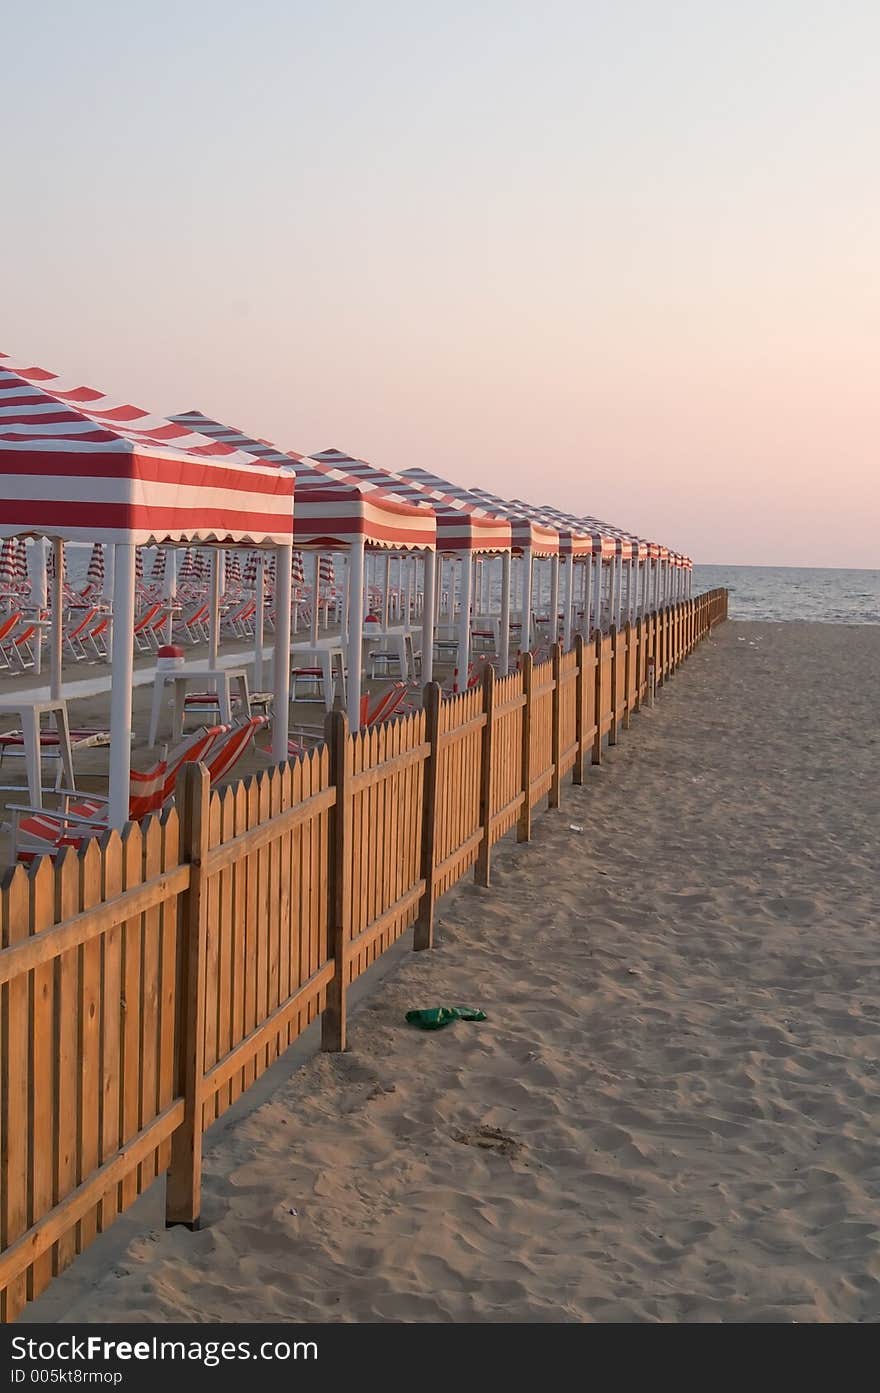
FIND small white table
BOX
[0,699,75,808]
[362,626,415,680]
[148,666,251,746]
[290,643,346,711]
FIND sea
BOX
[693,565,880,624]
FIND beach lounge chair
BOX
[286,682,409,757]
[63,607,101,661]
[133,601,165,651]
[9,723,232,860]
[182,602,210,643]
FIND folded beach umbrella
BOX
[243,550,259,586]
[0,537,16,584]
[178,547,196,582]
[135,547,144,581]
[86,542,105,587]
[292,549,305,586]
[318,553,335,590]
[225,551,242,587]
[150,547,167,582]
[14,537,28,584]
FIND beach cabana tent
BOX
[0,353,295,823]
[308,450,513,682]
[170,418,438,727]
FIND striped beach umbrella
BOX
[194,549,210,581]
[0,537,16,584]
[243,550,259,586]
[86,542,105,587]
[178,547,196,581]
[151,547,167,582]
[292,549,305,585]
[318,554,335,591]
[45,541,68,582]
[135,547,144,581]
[225,551,242,587]
[14,537,28,585]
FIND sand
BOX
[44,622,880,1322]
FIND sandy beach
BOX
[38,620,880,1323]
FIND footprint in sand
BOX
[451,1124,522,1157]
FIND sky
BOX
[2,0,877,566]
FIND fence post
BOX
[591,630,603,765]
[517,652,533,842]
[549,642,562,809]
[609,624,619,745]
[414,682,441,949]
[573,633,585,785]
[623,621,633,729]
[474,665,495,886]
[166,762,209,1229]
[322,710,351,1047]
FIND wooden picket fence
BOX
[0,588,727,1320]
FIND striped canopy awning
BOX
[399,471,559,556]
[170,414,436,553]
[0,355,294,546]
[310,449,512,554]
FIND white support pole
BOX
[549,555,560,645]
[615,555,625,628]
[50,539,63,702]
[310,552,321,645]
[456,550,472,681]
[29,539,47,677]
[208,550,221,667]
[347,538,366,730]
[107,542,136,829]
[421,551,436,686]
[272,543,292,763]
[253,555,265,690]
[583,557,592,637]
[562,557,574,650]
[520,546,533,651]
[382,553,391,628]
[499,551,511,673]
[625,558,634,623]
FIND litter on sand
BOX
[405,1006,487,1031]
[569,824,585,833]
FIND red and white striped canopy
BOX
[0,355,294,546]
[310,450,512,554]
[401,471,559,556]
[170,414,436,553]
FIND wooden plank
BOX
[28,857,55,1298]
[166,764,210,1230]
[139,816,162,1181]
[200,794,221,1131]
[242,776,260,1090]
[53,848,79,1275]
[118,823,143,1213]
[215,787,235,1108]
[97,830,122,1233]
[592,631,603,765]
[230,781,248,1092]
[517,653,533,843]
[549,644,562,809]
[157,807,180,1175]
[1,866,30,1321]
[76,840,102,1254]
[266,771,282,1067]
[275,763,292,1059]
[414,683,440,950]
[322,711,351,1050]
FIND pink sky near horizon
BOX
[3,1,877,567]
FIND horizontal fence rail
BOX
[0,588,728,1317]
